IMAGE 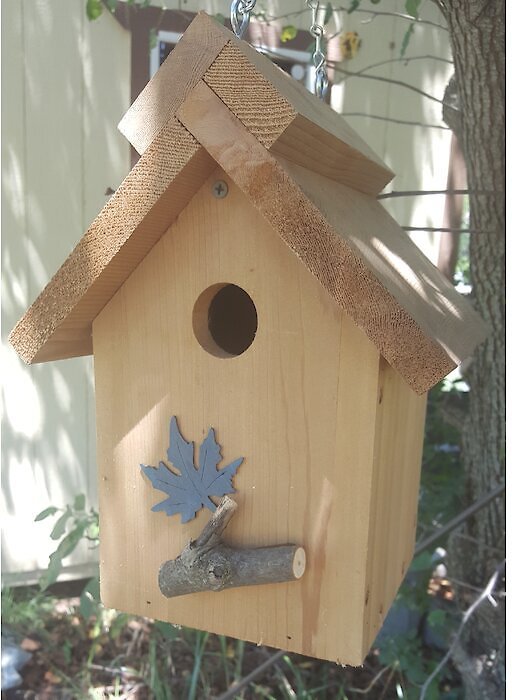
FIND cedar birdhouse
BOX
[10,13,487,665]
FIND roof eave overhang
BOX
[9,121,216,364]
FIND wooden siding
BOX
[1,0,130,584]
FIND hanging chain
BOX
[230,0,328,99]
[231,0,257,39]
[307,0,328,99]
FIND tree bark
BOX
[434,1,505,697]
[158,497,306,598]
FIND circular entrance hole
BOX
[193,284,258,358]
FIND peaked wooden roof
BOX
[9,13,487,394]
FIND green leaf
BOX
[39,552,63,590]
[62,641,73,665]
[347,0,360,12]
[86,0,103,21]
[110,613,131,639]
[427,609,447,629]
[87,521,100,542]
[73,494,86,511]
[149,27,157,51]
[79,578,100,619]
[54,521,88,559]
[154,620,181,641]
[84,576,101,601]
[280,25,298,43]
[400,23,415,58]
[106,0,117,11]
[409,551,433,572]
[370,0,381,4]
[50,508,71,540]
[324,2,334,25]
[79,589,94,619]
[213,13,225,25]
[405,0,421,18]
[422,682,441,700]
[34,506,58,522]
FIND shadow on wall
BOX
[1,0,130,580]
[333,0,453,261]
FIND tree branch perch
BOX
[158,496,306,598]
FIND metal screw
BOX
[212,180,228,199]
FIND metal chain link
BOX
[307,0,328,99]
[230,0,257,39]
[230,0,328,99]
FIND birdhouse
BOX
[10,13,486,665]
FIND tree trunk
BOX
[435,1,505,697]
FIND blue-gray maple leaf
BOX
[141,417,243,524]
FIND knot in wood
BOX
[206,551,233,590]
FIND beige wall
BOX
[328,1,453,259]
[2,0,453,584]
[2,0,130,584]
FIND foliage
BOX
[280,25,298,43]
[141,416,243,523]
[400,24,416,58]
[34,494,100,616]
[417,380,466,538]
[85,0,104,21]
[86,0,151,20]
[378,570,460,699]
[405,0,421,18]
[86,0,424,60]
[372,379,467,699]
[1,587,57,636]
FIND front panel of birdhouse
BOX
[92,168,427,665]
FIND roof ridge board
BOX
[119,12,393,195]
[215,38,392,178]
[118,12,231,154]
[203,40,393,196]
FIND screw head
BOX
[212,180,228,199]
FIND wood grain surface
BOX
[92,167,418,664]
[176,81,487,393]
[119,13,393,195]
[117,12,229,154]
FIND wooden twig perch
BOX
[158,496,306,598]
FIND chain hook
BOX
[231,0,256,39]
[307,0,329,99]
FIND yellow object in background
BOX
[340,31,362,59]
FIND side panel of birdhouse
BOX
[92,168,382,665]
[362,359,428,651]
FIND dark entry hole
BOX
[193,284,258,357]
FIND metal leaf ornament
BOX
[141,417,244,523]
